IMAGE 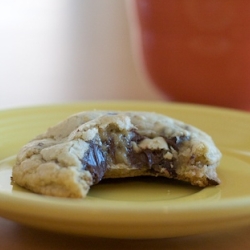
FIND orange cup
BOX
[128,0,250,110]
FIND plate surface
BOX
[1,101,250,239]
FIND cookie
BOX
[12,111,221,198]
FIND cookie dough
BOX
[12,111,222,198]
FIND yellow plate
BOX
[1,101,250,239]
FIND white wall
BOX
[0,0,163,110]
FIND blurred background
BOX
[0,0,163,110]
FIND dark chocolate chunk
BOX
[162,135,188,152]
[81,141,107,184]
[127,134,185,177]
[130,130,145,144]
[82,131,185,184]
[128,148,177,177]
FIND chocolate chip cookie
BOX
[12,111,221,198]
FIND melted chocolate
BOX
[128,148,177,177]
[81,130,186,184]
[81,141,107,184]
[127,132,179,177]
[130,130,145,144]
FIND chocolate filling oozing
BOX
[81,126,187,185]
[128,132,180,177]
[81,141,107,184]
